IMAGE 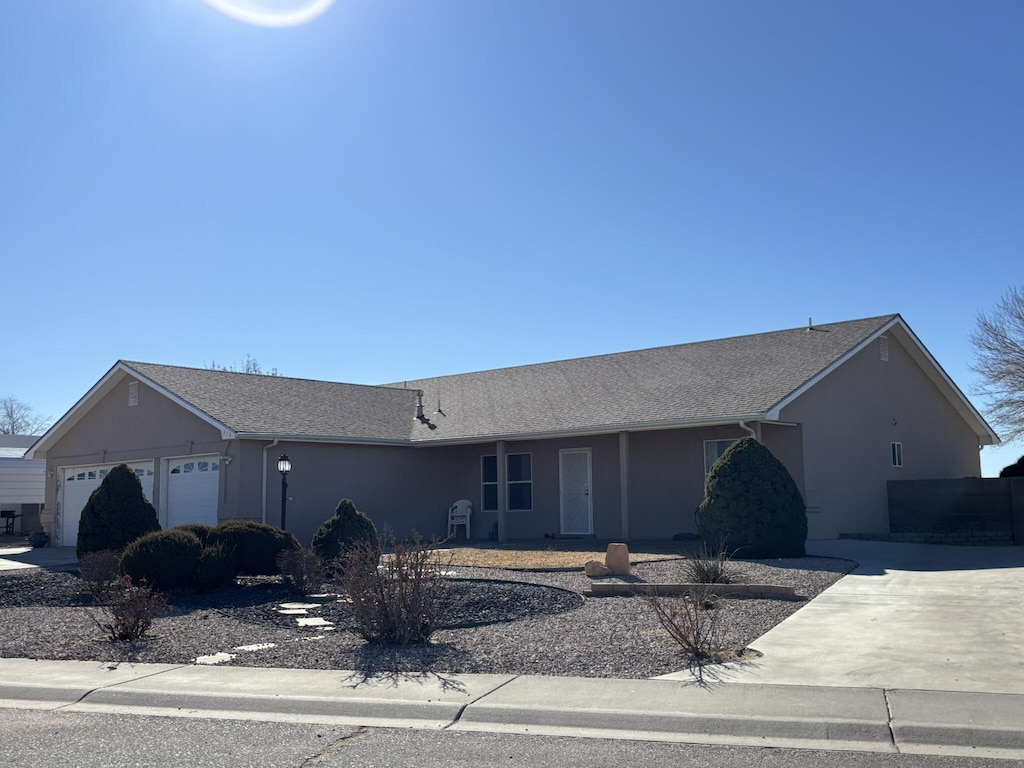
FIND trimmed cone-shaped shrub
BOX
[311,499,380,574]
[206,520,299,576]
[77,464,160,559]
[194,543,238,592]
[172,523,214,546]
[696,437,807,558]
[120,529,203,591]
[999,455,1024,478]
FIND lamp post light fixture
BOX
[278,453,291,532]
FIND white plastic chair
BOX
[448,499,472,540]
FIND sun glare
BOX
[202,0,337,27]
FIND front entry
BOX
[559,448,593,535]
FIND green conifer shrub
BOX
[194,543,238,592]
[206,520,299,576]
[172,523,214,546]
[696,437,807,558]
[311,498,380,574]
[76,464,160,559]
[120,529,203,591]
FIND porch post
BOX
[619,431,630,541]
[496,440,507,543]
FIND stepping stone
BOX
[195,652,235,665]
[279,602,323,610]
[296,616,333,627]
[277,608,309,615]
[233,643,276,652]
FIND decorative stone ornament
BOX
[605,543,630,575]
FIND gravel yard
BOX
[0,557,854,679]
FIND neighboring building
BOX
[0,435,45,535]
[28,315,997,547]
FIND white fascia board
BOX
[28,362,236,460]
[406,414,773,447]
[237,433,411,447]
[765,316,999,445]
[120,363,237,440]
[887,321,1000,445]
[765,317,902,422]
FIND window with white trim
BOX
[481,453,533,511]
[703,439,736,475]
[891,442,903,467]
[481,455,498,511]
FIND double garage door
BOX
[60,456,220,547]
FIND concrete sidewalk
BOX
[0,544,77,572]
[1,658,1022,760]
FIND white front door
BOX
[61,462,155,547]
[166,455,221,528]
[559,448,593,535]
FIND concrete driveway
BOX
[0,543,77,572]
[717,539,1024,694]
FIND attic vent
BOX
[128,380,139,407]
[879,337,889,362]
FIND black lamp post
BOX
[278,453,291,532]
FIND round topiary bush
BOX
[206,520,299,576]
[120,529,203,591]
[696,437,807,558]
[999,455,1024,478]
[194,543,238,592]
[311,499,380,573]
[77,464,161,559]
[172,523,214,546]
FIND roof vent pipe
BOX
[415,390,426,422]
[807,317,813,331]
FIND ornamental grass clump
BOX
[683,543,739,585]
[277,547,327,596]
[341,533,452,645]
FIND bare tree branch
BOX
[0,395,52,435]
[970,286,1024,443]
[205,354,279,376]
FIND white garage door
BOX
[166,456,221,528]
[61,463,155,547]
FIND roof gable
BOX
[28,314,995,452]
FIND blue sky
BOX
[2,1,1022,475]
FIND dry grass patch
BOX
[444,541,692,570]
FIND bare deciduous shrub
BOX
[683,543,739,585]
[277,547,327,595]
[91,575,168,642]
[78,549,122,600]
[644,584,729,661]
[341,533,453,644]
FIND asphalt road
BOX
[0,710,1013,768]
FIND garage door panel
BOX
[60,463,154,547]
[167,456,220,528]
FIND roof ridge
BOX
[394,314,900,385]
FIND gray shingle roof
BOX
[124,315,897,444]
[122,363,419,442]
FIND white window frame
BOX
[506,453,533,511]
[891,442,903,467]
[481,455,498,512]
[703,439,736,475]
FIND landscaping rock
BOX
[584,560,611,577]
[605,543,630,575]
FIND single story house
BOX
[28,314,997,547]
[0,435,45,535]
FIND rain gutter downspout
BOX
[261,438,280,525]
[738,420,758,441]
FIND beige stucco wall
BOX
[780,332,982,538]
[42,376,231,533]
